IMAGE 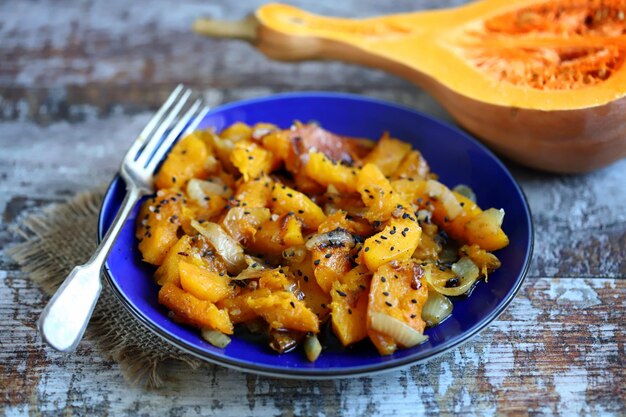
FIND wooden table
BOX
[1,1,624,415]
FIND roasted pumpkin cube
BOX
[155,235,227,286]
[230,141,276,181]
[311,243,354,294]
[424,180,464,222]
[154,132,213,190]
[290,254,331,320]
[221,122,253,142]
[258,269,294,292]
[431,191,483,242]
[317,211,373,237]
[464,208,509,251]
[271,183,326,229]
[304,151,359,192]
[233,176,273,208]
[363,133,412,177]
[159,283,233,334]
[282,214,305,246]
[356,163,407,222]
[367,260,429,353]
[246,217,286,259]
[391,178,427,204]
[392,150,431,180]
[261,129,291,162]
[216,290,258,324]
[246,289,320,333]
[179,262,233,303]
[361,214,422,272]
[330,265,371,346]
[136,190,184,265]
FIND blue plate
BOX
[98,92,533,378]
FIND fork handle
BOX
[38,185,143,352]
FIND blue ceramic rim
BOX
[98,91,534,378]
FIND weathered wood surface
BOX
[1,0,625,416]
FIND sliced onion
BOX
[369,312,429,348]
[305,228,355,251]
[421,290,453,327]
[191,220,246,274]
[304,334,322,362]
[425,180,463,220]
[482,208,505,227]
[201,329,231,348]
[425,257,480,296]
[187,178,231,207]
[452,184,476,202]
[222,207,270,242]
[235,265,266,281]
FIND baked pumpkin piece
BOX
[367,260,429,355]
[136,189,184,265]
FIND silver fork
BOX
[38,85,211,352]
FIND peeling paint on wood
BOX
[1,0,625,415]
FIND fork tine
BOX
[135,88,192,167]
[181,105,211,137]
[144,99,204,174]
[124,84,185,163]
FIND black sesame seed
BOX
[287,193,293,198]
[314,259,321,266]
[324,253,332,258]
[381,277,386,282]
[411,299,417,304]
[385,301,393,307]
[383,291,390,296]
[348,308,353,315]
[290,301,296,308]
[364,247,370,252]
[390,246,395,251]
[336,290,347,297]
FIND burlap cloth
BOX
[7,186,202,388]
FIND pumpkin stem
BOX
[193,15,258,41]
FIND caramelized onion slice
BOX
[421,290,453,327]
[425,257,480,297]
[201,329,231,348]
[191,220,246,274]
[370,312,429,348]
[187,178,231,207]
[305,228,355,251]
